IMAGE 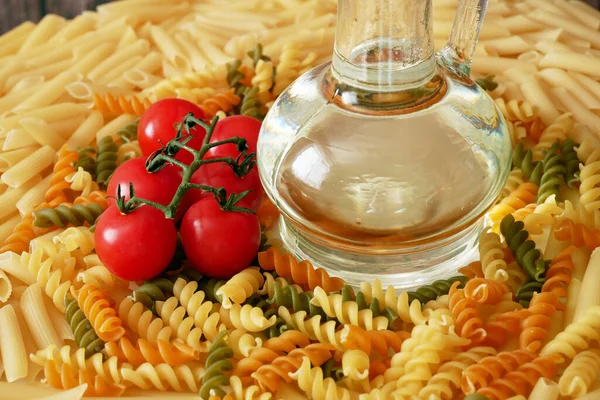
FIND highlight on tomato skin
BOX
[94,205,178,282]
[138,98,207,165]
[107,157,183,208]
[204,115,262,160]
[179,197,262,279]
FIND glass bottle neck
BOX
[331,0,436,92]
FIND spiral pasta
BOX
[150,64,228,100]
[501,169,525,199]
[418,347,496,400]
[77,264,126,289]
[217,267,265,309]
[199,88,241,119]
[339,324,409,357]
[228,329,262,359]
[310,287,390,331]
[541,246,575,305]
[489,182,538,228]
[64,294,105,360]
[173,278,225,342]
[519,292,560,352]
[116,120,139,143]
[541,305,600,360]
[407,276,469,305]
[558,349,600,397]
[359,279,429,325]
[155,297,206,350]
[44,360,126,397]
[273,43,317,96]
[117,140,142,164]
[66,167,99,198]
[118,297,173,345]
[512,142,543,185]
[34,203,105,229]
[500,214,547,282]
[232,330,310,378]
[74,283,125,342]
[31,344,122,384]
[495,98,538,124]
[538,142,567,204]
[521,195,563,235]
[224,375,273,400]
[463,279,510,304]
[461,349,537,394]
[554,218,600,249]
[239,86,264,120]
[278,306,346,349]
[18,248,74,312]
[74,147,96,179]
[258,247,345,292]
[220,303,277,332]
[52,226,95,255]
[252,59,275,103]
[448,281,486,344]
[93,92,153,117]
[0,213,36,254]
[476,354,559,400]
[532,113,573,161]
[200,330,233,398]
[121,362,205,392]
[45,145,79,205]
[479,229,509,282]
[132,278,174,311]
[95,135,119,188]
[252,343,335,393]
[289,357,352,400]
[579,159,600,215]
[105,337,198,366]
[74,190,108,208]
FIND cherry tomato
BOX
[205,115,261,159]
[180,197,261,279]
[95,205,177,281]
[107,157,182,208]
[138,99,206,165]
[183,159,262,212]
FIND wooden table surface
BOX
[1,0,600,34]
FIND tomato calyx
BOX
[119,113,258,219]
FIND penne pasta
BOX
[15,174,52,215]
[123,69,163,89]
[13,71,83,111]
[539,68,600,109]
[150,25,191,71]
[0,103,90,136]
[18,119,65,150]
[555,0,600,30]
[0,175,41,220]
[471,56,537,75]
[0,147,40,173]
[0,145,53,188]
[0,215,22,244]
[551,87,600,131]
[482,36,532,56]
[96,113,138,141]
[2,128,39,151]
[569,71,600,101]
[48,14,97,44]
[0,269,11,302]
[67,111,105,148]
[18,15,66,54]
[87,39,150,81]
[20,283,62,350]
[0,305,28,382]
[528,10,600,48]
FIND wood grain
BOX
[0,0,600,34]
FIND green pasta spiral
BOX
[132,278,175,312]
[64,293,104,358]
[239,86,263,120]
[226,59,247,96]
[95,136,119,189]
[407,276,469,304]
[33,203,105,229]
[247,43,271,67]
[200,330,233,399]
[474,75,498,92]
[262,308,289,339]
[515,280,544,308]
[117,120,139,143]
[198,277,226,303]
[73,147,96,178]
[512,142,543,185]
[538,142,567,204]
[350,288,398,327]
[561,138,580,188]
[500,214,547,282]
[267,281,325,318]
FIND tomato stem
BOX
[122,114,255,218]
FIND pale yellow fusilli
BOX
[217,267,265,309]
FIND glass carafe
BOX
[257,0,512,289]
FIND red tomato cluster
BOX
[95,99,264,281]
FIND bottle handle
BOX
[438,0,488,76]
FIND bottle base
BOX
[279,215,486,290]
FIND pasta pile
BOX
[1,0,600,399]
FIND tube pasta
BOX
[0,304,28,382]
